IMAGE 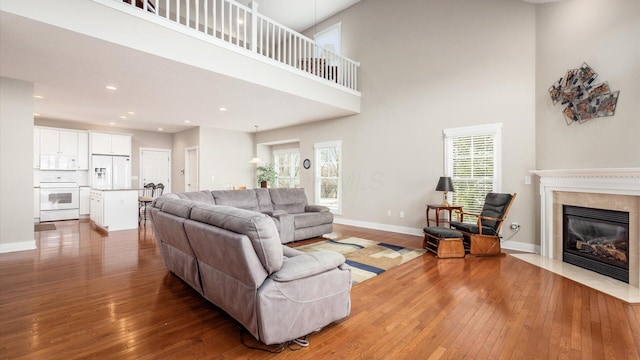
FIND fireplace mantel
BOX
[530,167,640,289]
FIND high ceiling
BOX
[0,0,361,134]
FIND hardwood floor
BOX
[1,220,639,359]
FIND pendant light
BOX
[249,125,263,164]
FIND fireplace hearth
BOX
[563,205,629,283]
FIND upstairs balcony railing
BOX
[102,0,360,92]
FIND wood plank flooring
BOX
[1,220,639,359]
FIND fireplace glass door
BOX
[563,205,629,283]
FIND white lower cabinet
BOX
[90,189,137,231]
[80,187,90,216]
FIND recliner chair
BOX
[449,193,516,255]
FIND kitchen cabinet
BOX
[40,128,78,155]
[77,132,89,170]
[90,189,137,231]
[80,187,90,216]
[91,132,131,156]
[34,128,40,168]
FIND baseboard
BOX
[334,218,423,237]
[0,240,36,253]
[334,217,539,253]
[501,241,539,254]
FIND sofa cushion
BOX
[189,204,283,274]
[254,188,274,212]
[175,190,215,204]
[212,190,261,212]
[268,188,308,214]
[159,198,198,218]
[294,211,334,228]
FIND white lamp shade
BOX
[249,157,263,164]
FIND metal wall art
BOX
[548,62,620,125]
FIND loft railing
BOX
[102,0,360,92]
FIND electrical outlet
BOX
[387,210,391,217]
[399,211,404,218]
[510,222,520,230]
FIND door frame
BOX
[139,147,172,193]
[185,146,199,192]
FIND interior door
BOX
[140,149,171,193]
[185,147,198,192]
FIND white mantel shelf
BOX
[531,168,640,179]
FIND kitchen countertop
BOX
[91,188,140,192]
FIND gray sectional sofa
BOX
[163,188,334,243]
[149,196,351,345]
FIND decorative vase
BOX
[260,181,267,188]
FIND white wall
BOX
[198,127,255,190]
[172,127,199,192]
[257,0,538,249]
[536,0,640,169]
[0,77,35,252]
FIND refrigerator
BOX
[91,155,131,190]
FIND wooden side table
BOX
[426,205,463,227]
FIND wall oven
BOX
[40,182,80,222]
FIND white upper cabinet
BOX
[40,128,78,156]
[91,132,131,156]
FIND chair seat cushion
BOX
[423,226,463,238]
[449,222,498,236]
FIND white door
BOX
[185,147,198,192]
[140,148,171,193]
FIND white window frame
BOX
[273,149,300,188]
[314,22,342,56]
[443,123,502,216]
[314,140,342,214]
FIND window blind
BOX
[444,124,502,219]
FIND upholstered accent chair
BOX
[449,193,516,255]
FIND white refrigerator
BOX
[91,155,131,189]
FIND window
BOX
[314,22,341,57]
[444,124,502,218]
[315,141,342,214]
[273,149,300,188]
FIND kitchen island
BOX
[90,189,138,232]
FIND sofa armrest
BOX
[270,251,345,282]
[263,210,288,216]
[305,205,330,213]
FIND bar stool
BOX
[138,183,155,225]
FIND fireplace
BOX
[531,168,640,290]
[563,205,629,283]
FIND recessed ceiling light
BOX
[120,115,127,119]
[127,111,135,115]
[184,120,191,123]
[158,128,164,131]
[105,85,117,91]
[219,107,227,112]
[110,122,116,125]
[33,95,44,99]
[34,113,41,117]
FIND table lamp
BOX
[435,176,455,206]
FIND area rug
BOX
[34,223,56,232]
[294,237,426,285]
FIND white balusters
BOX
[108,0,359,91]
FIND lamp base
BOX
[441,192,451,207]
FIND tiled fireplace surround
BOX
[532,168,640,292]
